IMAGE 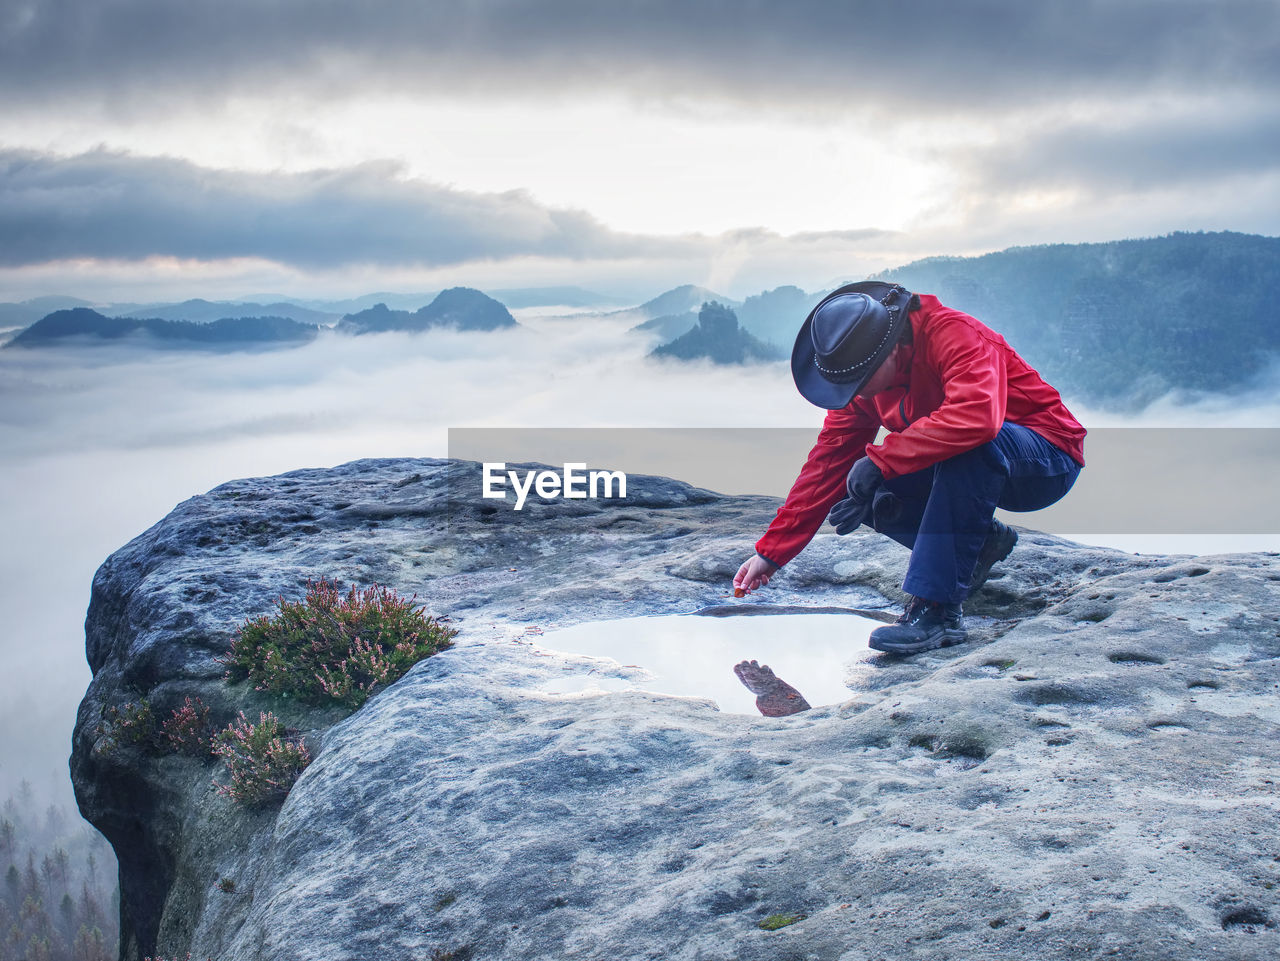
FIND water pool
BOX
[530,610,888,715]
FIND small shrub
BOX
[218,877,236,893]
[162,697,216,757]
[224,579,456,710]
[97,700,157,751]
[213,711,311,807]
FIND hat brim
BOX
[791,281,913,410]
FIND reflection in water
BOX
[532,612,885,715]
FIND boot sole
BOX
[869,627,968,655]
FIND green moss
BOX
[758,912,807,931]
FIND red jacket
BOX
[755,294,1086,567]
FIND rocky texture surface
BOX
[72,458,1280,960]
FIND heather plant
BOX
[213,711,311,807]
[224,580,456,710]
[160,697,215,758]
[96,700,156,752]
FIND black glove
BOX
[871,486,903,527]
[827,457,885,535]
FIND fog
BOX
[1,310,1277,814]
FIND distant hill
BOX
[650,302,784,365]
[336,287,517,335]
[871,231,1280,402]
[8,232,1273,404]
[631,310,698,342]
[734,285,824,347]
[629,284,818,346]
[421,287,518,330]
[333,303,414,334]
[295,291,441,315]
[625,285,738,341]
[641,232,1280,399]
[112,298,340,326]
[628,285,737,319]
[5,309,319,349]
[0,296,96,327]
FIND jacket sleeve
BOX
[866,318,1007,480]
[754,403,881,567]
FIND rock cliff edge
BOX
[71,458,1280,960]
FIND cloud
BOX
[0,148,915,292]
[0,148,690,268]
[952,104,1280,196]
[1,1,1275,116]
[894,100,1280,256]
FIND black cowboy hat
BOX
[791,281,917,409]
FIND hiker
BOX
[732,281,1085,655]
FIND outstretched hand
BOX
[733,554,778,594]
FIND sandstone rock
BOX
[72,458,1280,960]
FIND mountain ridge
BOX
[334,286,517,335]
[5,308,320,349]
[650,301,784,364]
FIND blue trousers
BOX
[871,422,1081,604]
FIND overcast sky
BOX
[1,0,1278,300]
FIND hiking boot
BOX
[869,596,967,654]
[968,519,1018,594]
